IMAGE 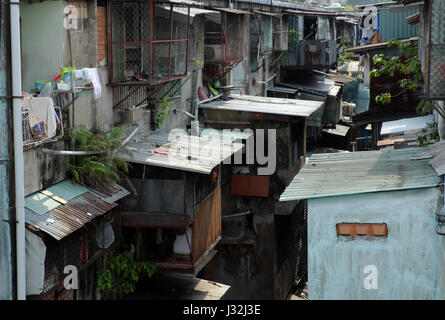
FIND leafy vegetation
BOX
[369,39,445,118]
[417,121,439,147]
[97,251,156,295]
[369,39,445,146]
[154,95,171,129]
[370,40,423,104]
[338,44,353,67]
[64,127,129,188]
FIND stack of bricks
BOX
[69,1,91,68]
[97,6,108,66]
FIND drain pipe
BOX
[11,0,26,300]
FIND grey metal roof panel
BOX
[116,130,244,174]
[200,94,324,118]
[280,147,440,201]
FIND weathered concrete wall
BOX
[21,1,66,92]
[203,114,305,299]
[0,5,13,298]
[308,187,443,300]
[23,142,68,196]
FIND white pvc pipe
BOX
[11,0,26,300]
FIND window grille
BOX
[109,0,190,86]
[204,12,244,65]
[425,0,445,100]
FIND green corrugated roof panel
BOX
[46,179,88,202]
[25,192,61,216]
[25,180,89,215]
[379,6,420,42]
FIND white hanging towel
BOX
[24,96,57,138]
[83,67,101,100]
[25,229,46,296]
[173,227,192,255]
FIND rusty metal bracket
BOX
[0,95,25,99]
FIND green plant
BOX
[370,39,445,119]
[64,127,129,187]
[97,251,156,295]
[370,40,422,104]
[288,28,298,44]
[338,44,353,67]
[417,121,439,147]
[154,95,171,129]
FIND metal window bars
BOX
[425,0,445,100]
[204,11,244,65]
[109,0,190,86]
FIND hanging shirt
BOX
[23,96,57,138]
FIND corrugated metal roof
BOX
[25,182,124,240]
[214,7,251,15]
[159,5,219,17]
[268,86,298,95]
[85,182,131,204]
[280,147,440,201]
[200,94,324,118]
[116,130,244,175]
[253,10,282,16]
[379,5,420,42]
[347,37,419,53]
[286,9,337,16]
[429,141,445,176]
[380,114,433,135]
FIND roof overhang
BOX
[253,10,283,17]
[116,130,245,175]
[285,9,337,17]
[199,94,325,118]
[25,180,129,240]
[213,7,251,15]
[347,37,419,54]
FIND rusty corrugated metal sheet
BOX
[214,7,251,15]
[26,189,119,240]
[230,174,270,197]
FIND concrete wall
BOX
[308,187,444,300]
[0,5,13,299]
[202,115,305,299]
[21,1,66,92]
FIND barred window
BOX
[204,12,244,65]
[109,0,190,86]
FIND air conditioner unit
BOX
[205,44,223,63]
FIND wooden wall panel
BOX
[192,186,221,262]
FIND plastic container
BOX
[35,81,57,91]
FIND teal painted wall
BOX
[378,7,420,42]
[308,187,444,300]
[0,4,13,299]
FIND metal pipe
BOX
[255,73,277,84]
[41,126,140,156]
[195,93,223,121]
[172,108,196,119]
[10,0,25,300]
[41,149,105,156]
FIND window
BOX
[204,11,244,65]
[109,0,190,85]
[336,223,388,238]
[303,17,317,40]
[424,0,445,99]
[272,15,288,51]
